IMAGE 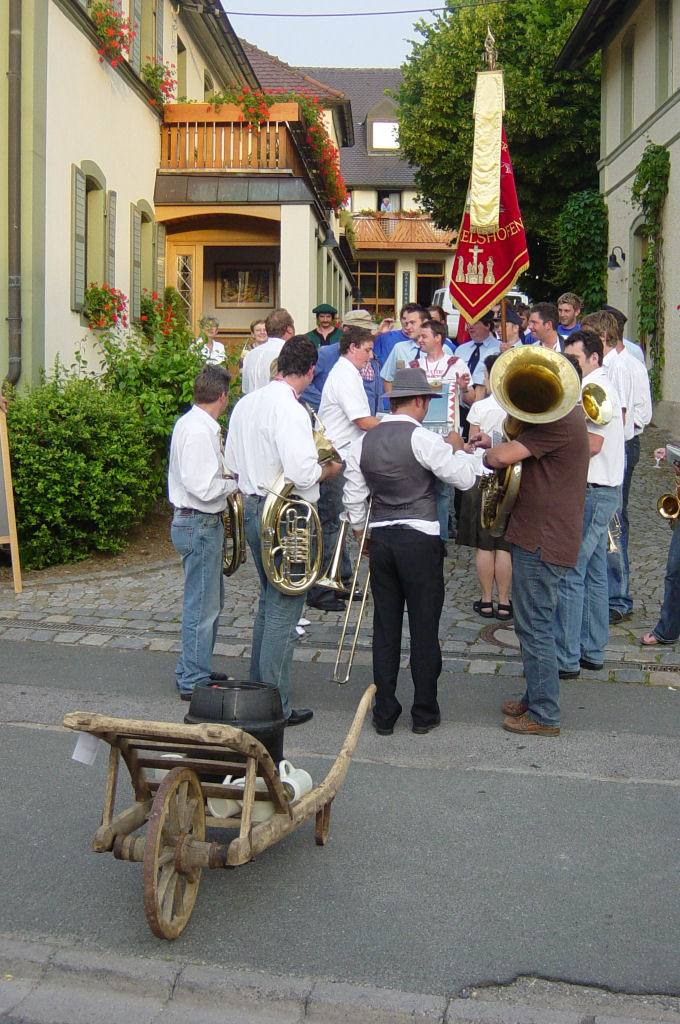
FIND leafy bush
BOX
[7,367,157,569]
[554,190,608,311]
[95,289,204,489]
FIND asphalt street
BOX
[1,427,680,1022]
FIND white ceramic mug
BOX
[153,752,183,781]
[206,774,241,819]
[278,759,313,803]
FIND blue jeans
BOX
[607,435,639,615]
[244,495,305,718]
[653,523,680,641]
[511,544,568,727]
[171,509,225,695]
[555,484,621,670]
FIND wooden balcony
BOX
[161,102,307,174]
[350,213,457,251]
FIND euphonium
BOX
[222,488,246,576]
[479,346,582,537]
[260,410,341,595]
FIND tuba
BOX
[222,488,246,576]
[260,410,341,595]
[479,346,582,536]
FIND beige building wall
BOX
[44,2,160,372]
[598,0,680,428]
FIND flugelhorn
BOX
[479,346,582,536]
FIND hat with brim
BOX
[313,302,337,316]
[390,367,443,399]
[341,308,379,333]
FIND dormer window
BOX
[372,121,399,150]
[366,97,401,154]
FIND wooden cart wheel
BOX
[142,766,205,940]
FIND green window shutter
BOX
[130,0,142,71]
[71,165,86,311]
[154,221,166,297]
[131,206,142,321]
[155,0,164,62]
[106,190,117,287]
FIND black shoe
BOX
[371,717,393,736]
[178,689,193,702]
[580,657,604,671]
[210,672,235,682]
[558,669,580,680]
[286,707,313,727]
[412,717,441,735]
[609,608,631,624]
[306,595,346,612]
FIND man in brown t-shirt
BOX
[480,405,589,735]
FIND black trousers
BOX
[369,526,445,729]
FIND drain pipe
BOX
[6,0,22,387]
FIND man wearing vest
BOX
[343,368,480,735]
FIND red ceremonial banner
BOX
[449,127,529,324]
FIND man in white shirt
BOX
[594,312,652,621]
[168,365,236,701]
[225,336,343,725]
[307,326,381,611]
[380,307,454,389]
[241,308,295,394]
[343,367,480,735]
[556,330,625,677]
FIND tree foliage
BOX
[555,189,608,311]
[396,0,601,293]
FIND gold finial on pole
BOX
[483,26,497,70]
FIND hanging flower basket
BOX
[88,0,135,67]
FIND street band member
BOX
[168,365,235,701]
[343,368,480,736]
[224,335,342,726]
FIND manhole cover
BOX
[480,622,520,649]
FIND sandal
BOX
[640,631,675,646]
[495,602,513,621]
[473,600,494,618]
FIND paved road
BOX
[1,427,680,1023]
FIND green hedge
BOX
[7,371,158,568]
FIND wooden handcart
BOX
[63,683,375,940]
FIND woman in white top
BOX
[196,317,226,365]
[457,353,513,621]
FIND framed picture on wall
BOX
[215,265,275,308]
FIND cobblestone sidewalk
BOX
[1,427,678,687]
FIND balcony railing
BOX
[160,102,306,175]
[350,213,457,250]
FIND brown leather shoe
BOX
[503,713,560,736]
[502,700,527,717]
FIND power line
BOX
[226,0,510,18]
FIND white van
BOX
[430,287,531,338]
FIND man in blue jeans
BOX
[479,356,589,735]
[168,364,236,700]
[225,335,343,725]
[556,331,625,676]
[642,449,680,647]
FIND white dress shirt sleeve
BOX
[342,436,370,528]
[410,426,481,490]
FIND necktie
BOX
[467,343,481,376]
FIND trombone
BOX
[332,502,372,686]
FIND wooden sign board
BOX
[0,410,22,594]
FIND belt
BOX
[586,483,617,490]
[176,507,222,516]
